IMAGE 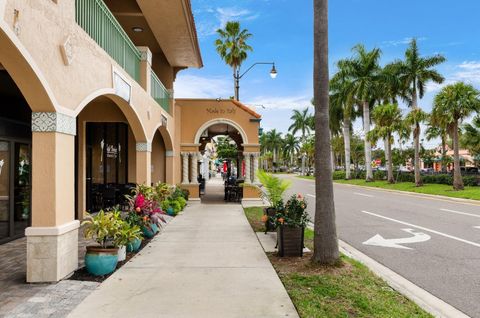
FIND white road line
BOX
[361,210,480,248]
[306,194,316,198]
[353,192,374,198]
[440,208,480,218]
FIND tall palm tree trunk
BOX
[343,117,351,179]
[233,65,239,100]
[441,136,447,173]
[452,120,464,190]
[386,135,394,183]
[313,0,339,265]
[412,92,423,186]
[363,101,373,181]
[330,131,335,172]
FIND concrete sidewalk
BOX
[68,203,298,318]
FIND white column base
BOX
[26,220,80,282]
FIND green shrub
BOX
[177,197,187,209]
[332,171,346,180]
[171,200,182,214]
[463,176,480,186]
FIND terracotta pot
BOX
[277,226,304,257]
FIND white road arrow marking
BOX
[361,210,480,248]
[363,228,431,250]
[473,226,480,229]
[354,192,374,198]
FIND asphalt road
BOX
[279,174,480,318]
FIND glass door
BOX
[0,141,31,243]
[13,143,30,236]
[0,141,10,241]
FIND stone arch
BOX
[194,118,248,145]
[0,21,57,112]
[150,123,174,151]
[74,89,148,142]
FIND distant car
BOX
[420,168,435,175]
[460,167,479,175]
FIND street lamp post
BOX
[234,62,277,101]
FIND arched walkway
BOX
[75,94,149,215]
[175,99,263,203]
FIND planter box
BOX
[277,226,304,257]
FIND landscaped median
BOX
[244,206,433,318]
[298,175,480,201]
[335,179,480,201]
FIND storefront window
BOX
[86,123,129,212]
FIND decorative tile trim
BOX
[136,142,152,152]
[32,112,76,136]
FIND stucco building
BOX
[0,0,261,282]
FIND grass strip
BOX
[335,179,480,201]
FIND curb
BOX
[338,239,470,318]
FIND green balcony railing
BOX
[151,72,170,112]
[75,0,141,83]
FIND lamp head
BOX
[270,64,277,79]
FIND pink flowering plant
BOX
[127,187,167,229]
[271,194,309,228]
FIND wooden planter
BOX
[277,225,304,257]
[263,207,277,232]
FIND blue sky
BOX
[175,0,480,148]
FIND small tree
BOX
[367,104,404,183]
[433,82,480,190]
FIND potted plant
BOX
[127,191,167,238]
[257,170,291,233]
[124,211,144,253]
[82,210,121,276]
[115,219,142,260]
[272,194,309,257]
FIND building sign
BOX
[206,107,236,115]
[114,72,131,103]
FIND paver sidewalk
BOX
[68,203,299,318]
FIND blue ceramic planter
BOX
[142,223,158,238]
[167,207,175,216]
[85,246,118,276]
[126,238,142,253]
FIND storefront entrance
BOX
[0,127,31,244]
[85,122,132,212]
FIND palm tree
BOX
[283,133,300,167]
[462,116,480,160]
[215,21,253,100]
[312,0,339,265]
[433,82,480,190]
[405,108,429,175]
[330,72,356,179]
[367,104,404,183]
[288,108,312,142]
[333,45,382,181]
[264,129,283,167]
[392,38,446,186]
[426,112,450,172]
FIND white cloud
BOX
[381,36,427,47]
[426,60,480,94]
[245,95,312,110]
[174,74,232,98]
[194,6,259,37]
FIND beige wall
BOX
[176,99,260,146]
